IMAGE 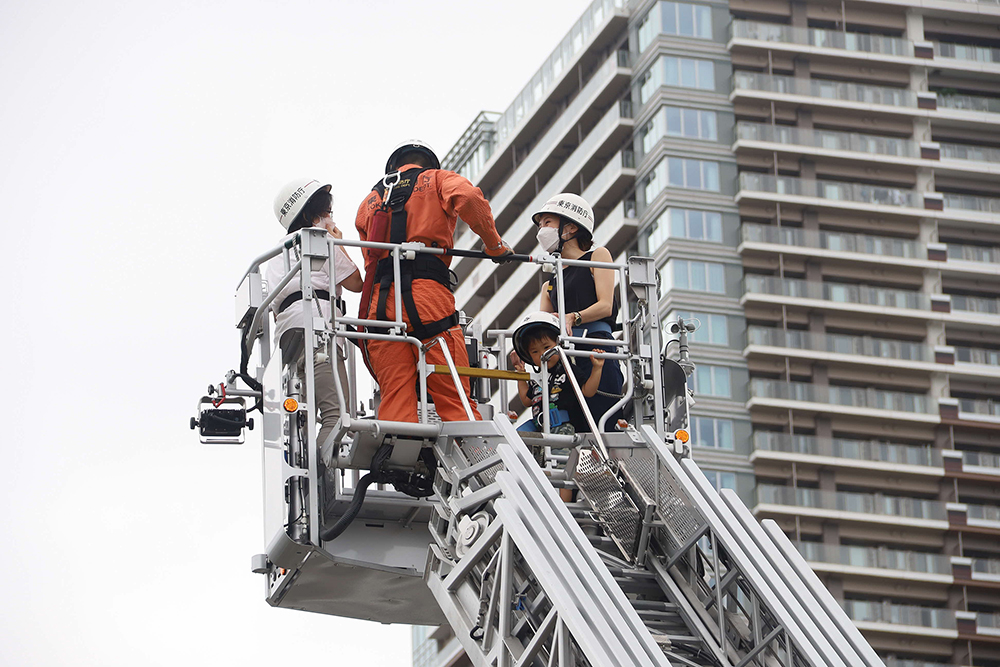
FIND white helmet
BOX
[385,139,441,173]
[512,311,561,365]
[273,178,331,231]
[531,192,594,236]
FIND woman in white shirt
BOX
[268,179,363,455]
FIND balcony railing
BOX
[937,42,1000,64]
[973,557,1000,575]
[748,326,932,363]
[943,192,1000,213]
[940,142,1000,163]
[734,71,918,107]
[951,294,1000,314]
[757,484,947,520]
[740,172,915,207]
[744,275,929,310]
[736,121,920,158]
[968,503,1000,521]
[732,20,913,57]
[843,600,956,630]
[492,0,626,147]
[959,398,1000,417]
[980,612,1000,630]
[937,92,1000,114]
[955,346,1000,366]
[742,223,924,259]
[751,379,930,413]
[796,542,951,575]
[946,242,1000,264]
[754,431,940,466]
[963,450,1000,469]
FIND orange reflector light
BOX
[616,419,630,431]
[283,398,299,412]
[674,429,690,443]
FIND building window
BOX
[665,106,717,140]
[639,112,664,156]
[691,416,735,449]
[667,259,726,293]
[637,8,658,52]
[674,310,728,345]
[693,363,731,397]
[703,469,737,491]
[457,142,493,182]
[642,157,721,206]
[638,2,713,52]
[665,56,715,90]
[638,56,716,104]
[643,208,723,254]
[668,157,719,191]
[671,208,722,240]
[663,1,713,39]
[639,107,718,157]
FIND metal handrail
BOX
[251,232,649,436]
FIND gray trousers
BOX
[280,331,349,462]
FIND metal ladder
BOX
[424,417,885,667]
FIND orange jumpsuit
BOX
[355,164,504,423]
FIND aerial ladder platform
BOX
[193,227,887,667]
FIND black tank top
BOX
[546,251,618,329]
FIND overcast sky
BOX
[0,0,596,664]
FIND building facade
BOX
[419,0,1000,665]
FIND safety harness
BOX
[361,167,460,340]
[278,289,347,316]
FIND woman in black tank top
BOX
[531,193,625,430]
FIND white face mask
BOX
[536,226,560,252]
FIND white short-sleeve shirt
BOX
[266,233,359,343]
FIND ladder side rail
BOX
[426,428,575,667]
[235,237,293,289]
[498,440,659,662]
[671,454,844,667]
[493,488,664,667]
[485,327,517,411]
[639,426,836,667]
[243,258,302,353]
[297,227,343,545]
[646,554,734,667]
[597,261,635,432]
[718,489,880,667]
[325,235,355,422]
[759,519,886,667]
[495,419,669,664]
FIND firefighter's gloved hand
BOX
[484,240,514,264]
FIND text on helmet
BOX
[280,187,306,218]
[556,199,592,219]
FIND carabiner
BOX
[381,171,401,205]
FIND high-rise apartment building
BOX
[415,0,1000,665]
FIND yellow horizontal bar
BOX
[431,365,528,381]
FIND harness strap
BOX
[372,255,459,339]
[279,289,345,314]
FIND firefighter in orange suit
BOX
[355,140,512,422]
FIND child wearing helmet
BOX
[510,312,605,435]
[531,193,625,429]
